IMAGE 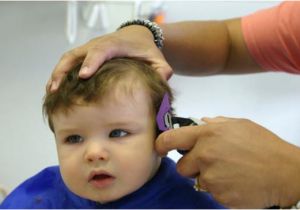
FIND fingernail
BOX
[79,66,89,76]
[50,81,58,91]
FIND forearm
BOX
[161,19,262,76]
[49,18,264,91]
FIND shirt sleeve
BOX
[241,1,300,74]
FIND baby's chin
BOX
[86,187,139,204]
[65,158,162,204]
[77,189,124,204]
[93,194,120,204]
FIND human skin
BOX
[52,87,161,203]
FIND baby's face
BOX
[51,88,161,203]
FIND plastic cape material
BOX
[0,157,223,209]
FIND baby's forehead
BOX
[53,85,153,120]
[100,82,152,108]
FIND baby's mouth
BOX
[89,172,115,188]
[93,174,112,180]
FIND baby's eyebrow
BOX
[54,120,144,136]
[104,121,141,128]
[55,128,81,136]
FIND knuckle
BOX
[176,162,186,176]
[196,145,218,165]
[176,157,194,177]
[88,47,102,55]
[51,73,63,82]
[211,125,227,137]
[194,127,224,163]
[87,36,105,46]
[91,35,118,48]
[163,132,175,147]
[201,171,214,186]
[61,50,77,60]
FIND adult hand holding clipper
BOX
[156,93,202,156]
[156,93,206,191]
[156,116,300,208]
[155,93,300,208]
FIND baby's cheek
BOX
[130,155,158,178]
[59,161,79,186]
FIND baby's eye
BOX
[109,129,128,138]
[65,135,84,144]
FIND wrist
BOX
[277,144,300,208]
[118,19,164,49]
[118,24,153,40]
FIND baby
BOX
[0,58,222,208]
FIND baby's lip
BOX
[88,170,114,182]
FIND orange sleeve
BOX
[241,2,300,74]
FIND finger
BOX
[78,47,113,79]
[46,78,52,93]
[202,116,236,123]
[155,125,205,156]
[150,57,173,80]
[154,63,173,80]
[176,148,201,177]
[49,48,85,92]
[192,174,209,192]
[197,176,209,192]
[147,50,173,80]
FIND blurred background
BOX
[1,0,299,196]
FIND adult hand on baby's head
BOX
[47,25,173,92]
[155,116,300,208]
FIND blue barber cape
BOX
[1,157,223,208]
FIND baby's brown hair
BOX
[43,58,174,133]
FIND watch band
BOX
[118,19,164,49]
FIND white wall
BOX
[1,1,299,195]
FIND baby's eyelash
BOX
[65,135,84,144]
[61,129,130,144]
[109,129,129,138]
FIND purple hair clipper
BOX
[156,93,200,155]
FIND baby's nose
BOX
[84,140,109,163]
